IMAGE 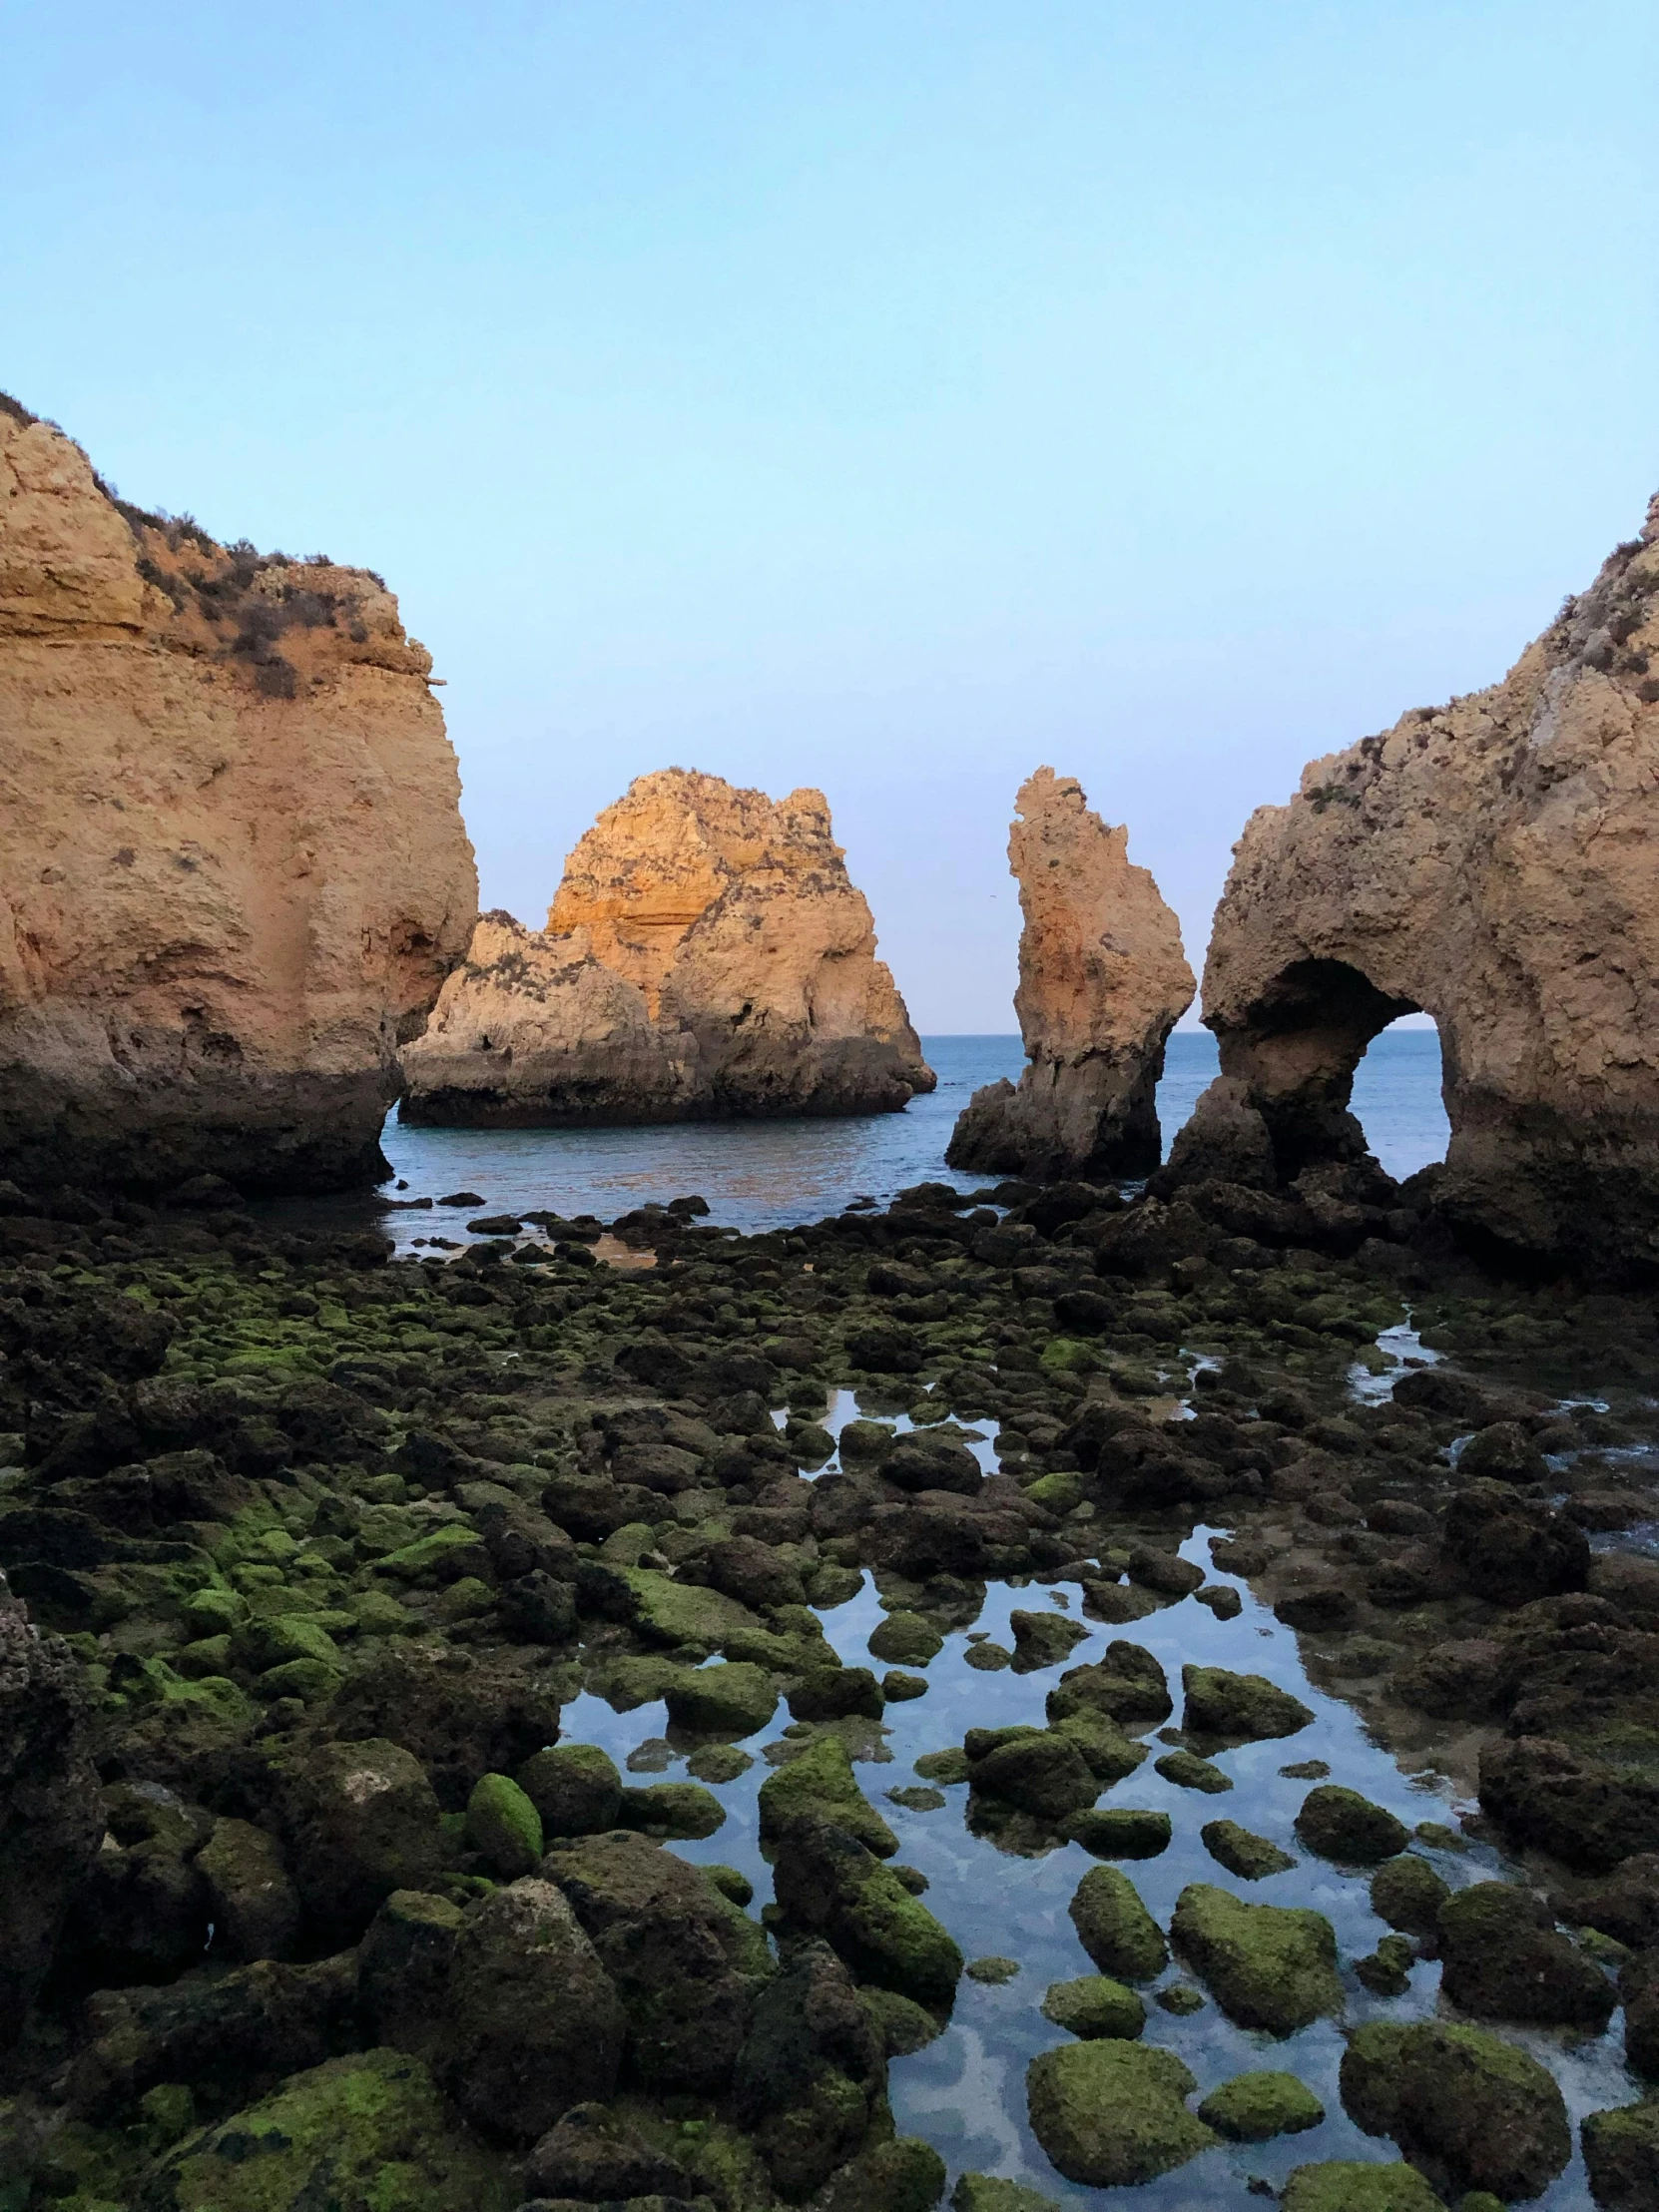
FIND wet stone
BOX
[1202,1819,1297,1881]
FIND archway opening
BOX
[1350,1013,1450,1183]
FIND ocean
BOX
[335,1026,1450,1249]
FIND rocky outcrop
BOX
[947,769,1194,1179]
[0,395,476,1194]
[1165,494,1659,1274]
[401,770,932,1124]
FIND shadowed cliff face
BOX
[400,770,933,1127]
[1,397,479,1194]
[0,400,478,1195]
[947,768,1195,1181]
[1167,492,1659,1277]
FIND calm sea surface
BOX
[298,1027,1449,1249]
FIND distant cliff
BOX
[948,768,1194,1179]
[401,770,932,1124]
[0,395,477,1193]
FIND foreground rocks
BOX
[947,768,1194,1180]
[0,395,477,1194]
[1169,490,1659,1276]
[401,770,933,1125]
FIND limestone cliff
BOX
[401,770,932,1124]
[1167,492,1659,1274]
[947,768,1195,1179]
[0,396,477,1193]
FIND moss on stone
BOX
[1198,2070,1325,2141]
[1156,1748,1233,1793]
[1049,1707,1148,1784]
[1068,1867,1168,1981]
[759,1733,898,1856]
[1170,1883,1342,2034]
[515,1743,622,1836]
[1369,1854,1450,1935]
[858,1985,946,2055]
[623,1566,765,1655]
[950,2175,1062,2212]
[1040,1973,1147,2040]
[1295,1785,1410,1865]
[618,1781,726,1839]
[1182,1664,1314,1741]
[1064,1808,1171,1859]
[868,1610,945,1665]
[464,1773,543,1878]
[1026,2039,1216,2186]
[1281,2161,1444,2212]
[661,1659,778,1737]
[1201,1819,1296,1880]
[1582,2098,1659,2212]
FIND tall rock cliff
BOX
[947,768,1194,1179]
[1167,493,1659,1275]
[0,397,477,1194]
[401,769,933,1124]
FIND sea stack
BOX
[947,768,1194,1180]
[0,396,477,1194]
[400,769,933,1124]
[1165,492,1659,1275]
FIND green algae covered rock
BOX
[772,1821,962,2004]
[1156,1748,1233,1793]
[966,1730,1098,1821]
[1295,1785,1410,1865]
[1339,2017,1571,2201]
[859,1984,947,2056]
[759,1732,898,1857]
[819,2134,948,2212]
[463,1773,543,1878]
[139,2048,513,2211]
[1049,1704,1148,1783]
[1008,1608,1090,1670]
[1025,2039,1216,2185]
[1068,1867,1168,1981]
[1202,1819,1296,1880]
[1182,1664,1314,1741]
[1281,2162,1444,2212]
[868,1611,945,1666]
[624,1565,765,1655]
[951,2176,1062,2212]
[661,1658,779,1737]
[1170,1883,1341,2034]
[1198,2069,1325,2141]
[1583,2097,1659,2212]
[277,1737,445,1941]
[515,1742,621,1837]
[1064,1808,1171,1859]
[618,1780,726,1838]
[1369,1853,1450,1935]
[1040,1972,1147,2040]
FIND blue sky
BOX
[5,2,1655,1028]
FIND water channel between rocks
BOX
[557,1381,1636,2212]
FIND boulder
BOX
[442,1877,625,2143]
[402,772,933,1125]
[1436,1881,1616,2028]
[771,1821,963,2004]
[194,1817,299,1962]
[1293,1786,1409,1865]
[1582,2098,1659,2212]
[1038,1973,1147,2040]
[276,1737,445,1941]
[1368,1854,1449,1936]
[1170,1883,1342,2034]
[947,769,1194,1179]
[327,1646,560,1811]
[759,1734,898,1858]
[1067,1867,1167,1981]
[1197,2070,1325,2142]
[1440,1479,1589,1607]
[523,2101,697,2203]
[515,1742,623,1837]
[1163,494,1659,1274]
[0,403,475,1195]
[356,1889,465,2057]
[1201,1820,1297,1882]
[1340,2016,1571,2201]
[732,1937,886,2198]
[1479,1735,1659,1872]
[1181,1664,1313,1741]
[1281,2163,1442,2212]
[1025,2039,1216,2186]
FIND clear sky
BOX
[5,2,1655,1029]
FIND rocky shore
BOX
[1,1152,1656,2212]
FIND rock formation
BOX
[400,770,933,1124]
[0,394,477,1194]
[946,769,1194,1179]
[1166,492,1659,1274]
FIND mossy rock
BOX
[372,1523,489,1584]
[950,2177,1062,2212]
[1295,1785,1410,1865]
[622,1566,765,1656]
[1582,2097,1659,2212]
[759,1733,898,1857]
[140,2048,513,2210]
[1182,1664,1313,1741]
[1281,2162,1444,2212]
[617,1781,725,1839]
[1008,1609,1090,1670]
[1198,2070,1325,2141]
[1026,2039,1216,2186]
[868,1611,944,1666]
[1064,1808,1171,1860]
[819,2135,947,2212]
[965,1954,1021,1984]
[1068,1867,1168,1980]
[1170,1883,1341,2034]
[1155,1749,1233,1794]
[913,1747,971,1786]
[858,1985,946,2056]
[230,1610,341,1674]
[1040,1973,1147,2040]
[464,1773,543,1878]
[662,1659,778,1737]
[1369,1854,1450,1935]
[1354,1934,1416,1998]
[1201,1819,1296,1880]
[515,1743,621,1837]
[1049,1707,1148,1784]
[687,1742,753,1783]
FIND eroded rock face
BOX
[947,769,1194,1180]
[0,396,476,1193]
[1168,494,1659,1273]
[401,769,932,1123]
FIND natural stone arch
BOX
[1166,492,1659,1275]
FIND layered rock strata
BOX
[1166,493,1659,1273]
[947,768,1194,1179]
[401,770,932,1123]
[0,395,476,1194]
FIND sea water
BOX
[337,1026,1449,1249]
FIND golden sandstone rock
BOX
[1167,493,1659,1273]
[400,770,933,1125]
[0,396,477,1193]
[948,768,1194,1179]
